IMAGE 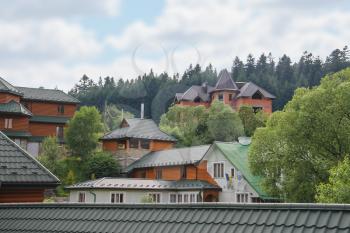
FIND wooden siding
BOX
[102,140,118,152]
[0,116,29,131]
[0,188,45,203]
[23,101,77,117]
[150,140,174,151]
[176,101,210,108]
[130,161,217,185]
[29,122,65,137]
[0,93,20,103]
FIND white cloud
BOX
[0,0,122,19]
[0,19,102,61]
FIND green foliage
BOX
[141,195,155,203]
[249,68,350,202]
[65,106,103,158]
[65,170,77,185]
[160,101,244,145]
[38,136,62,175]
[316,156,350,203]
[238,106,267,136]
[207,101,244,141]
[83,152,121,179]
[102,104,133,131]
[160,105,208,146]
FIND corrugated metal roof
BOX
[66,178,220,190]
[0,131,60,185]
[0,203,349,233]
[126,145,210,172]
[0,77,23,96]
[237,82,276,99]
[15,86,80,104]
[0,100,32,116]
[102,118,176,142]
[213,142,272,199]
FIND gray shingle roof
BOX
[0,131,60,185]
[0,203,349,233]
[213,69,238,91]
[126,145,210,172]
[176,85,214,102]
[15,86,80,104]
[0,77,23,96]
[102,118,176,142]
[67,178,220,191]
[237,82,276,99]
[0,100,32,116]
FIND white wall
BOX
[69,189,202,204]
[203,146,259,203]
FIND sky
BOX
[0,0,349,91]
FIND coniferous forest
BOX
[69,46,350,123]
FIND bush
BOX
[83,152,121,179]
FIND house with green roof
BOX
[202,138,276,203]
[0,77,79,156]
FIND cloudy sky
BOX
[1,0,349,91]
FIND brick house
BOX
[0,131,60,203]
[175,69,276,114]
[0,77,79,156]
[101,118,177,169]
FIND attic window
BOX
[252,91,263,99]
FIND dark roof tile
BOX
[0,131,59,185]
[102,118,176,142]
[0,77,23,96]
[237,82,276,99]
[213,69,238,91]
[15,86,80,103]
[0,100,32,116]
[0,203,349,233]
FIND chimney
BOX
[140,103,144,119]
[202,82,208,93]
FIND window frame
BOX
[148,193,161,203]
[169,192,199,204]
[129,138,139,149]
[57,104,65,115]
[213,162,225,179]
[140,139,150,149]
[78,192,86,203]
[56,126,64,139]
[110,192,125,204]
[155,168,162,180]
[4,118,13,129]
[236,192,250,203]
[218,93,224,101]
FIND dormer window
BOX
[252,91,263,99]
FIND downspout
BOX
[88,191,97,203]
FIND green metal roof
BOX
[2,130,32,138]
[126,145,210,173]
[214,141,273,199]
[0,100,32,116]
[0,203,349,233]
[15,86,80,104]
[0,77,23,96]
[29,115,70,124]
[0,131,60,185]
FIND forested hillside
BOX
[69,46,350,122]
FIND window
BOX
[218,93,224,101]
[129,138,139,149]
[78,192,85,203]
[170,194,177,203]
[180,166,187,179]
[252,91,263,99]
[155,168,162,179]
[177,194,182,203]
[118,142,126,150]
[140,139,150,149]
[57,105,65,114]
[170,193,199,203]
[149,193,161,203]
[236,193,249,203]
[111,193,124,203]
[56,126,64,139]
[228,94,233,101]
[213,162,224,178]
[231,168,235,178]
[252,106,263,113]
[4,118,13,129]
